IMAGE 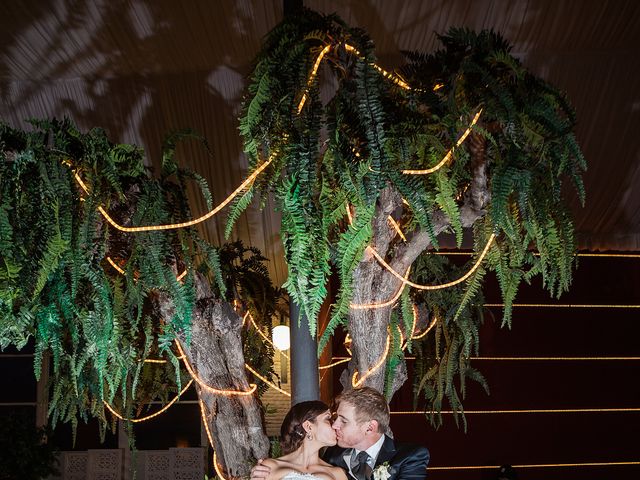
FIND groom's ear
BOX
[367,419,380,434]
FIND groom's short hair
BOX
[336,387,390,434]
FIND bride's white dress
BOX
[282,472,326,480]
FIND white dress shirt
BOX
[344,434,386,478]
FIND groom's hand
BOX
[251,459,271,480]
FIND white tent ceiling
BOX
[1,0,639,285]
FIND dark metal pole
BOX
[283,0,316,405]
[282,0,316,406]
[289,300,320,404]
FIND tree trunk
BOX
[340,214,407,400]
[158,275,269,478]
[344,130,489,400]
[343,305,408,396]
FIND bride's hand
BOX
[251,459,272,480]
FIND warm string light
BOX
[176,269,187,281]
[391,407,640,415]
[484,303,640,308]
[68,156,273,233]
[402,109,483,175]
[106,257,126,275]
[368,234,495,291]
[318,358,351,370]
[334,49,477,178]
[247,312,289,359]
[199,399,214,446]
[387,215,406,241]
[372,64,411,90]
[411,313,437,341]
[73,171,90,194]
[198,400,228,480]
[175,340,257,396]
[96,157,273,232]
[297,44,333,113]
[213,452,227,480]
[343,44,411,90]
[343,333,353,356]
[431,251,640,258]
[335,355,640,362]
[346,204,494,304]
[407,304,418,338]
[142,356,185,363]
[472,356,640,361]
[103,379,193,423]
[106,255,188,283]
[349,267,410,310]
[577,252,640,258]
[397,325,405,350]
[245,363,291,397]
[352,333,391,387]
[346,203,412,310]
[428,461,640,471]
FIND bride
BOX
[260,400,348,480]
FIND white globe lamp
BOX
[272,325,291,351]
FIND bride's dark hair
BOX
[280,400,329,454]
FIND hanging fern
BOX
[235,9,585,422]
[0,119,279,442]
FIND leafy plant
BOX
[235,10,585,418]
[0,120,277,440]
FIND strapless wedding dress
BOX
[282,472,325,480]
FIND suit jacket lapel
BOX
[374,435,396,467]
[342,450,353,475]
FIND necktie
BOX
[351,450,372,480]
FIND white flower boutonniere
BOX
[372,463,392,480]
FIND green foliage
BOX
[236,10,585,420]
[0,410,59,480]
[409,251,489,429]
[0,120,277,441]
[215,240,283,396]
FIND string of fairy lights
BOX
[103,380,194,423]
[87,26,637,409]
[54,38,639,477]
[64,35,486,412]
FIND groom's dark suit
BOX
[322,435,429,480]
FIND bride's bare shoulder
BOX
[261,458,282,468]
[327,465,348,480]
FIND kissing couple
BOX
[251,387,430,480]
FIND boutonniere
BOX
[372,462,392,480]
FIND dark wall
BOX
[332,254,640,480]
[2,254,638,479]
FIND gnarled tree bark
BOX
[343,131,490,400]
[157,273,269,479]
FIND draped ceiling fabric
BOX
[1,0,639,286]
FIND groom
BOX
[252,387,430,480]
